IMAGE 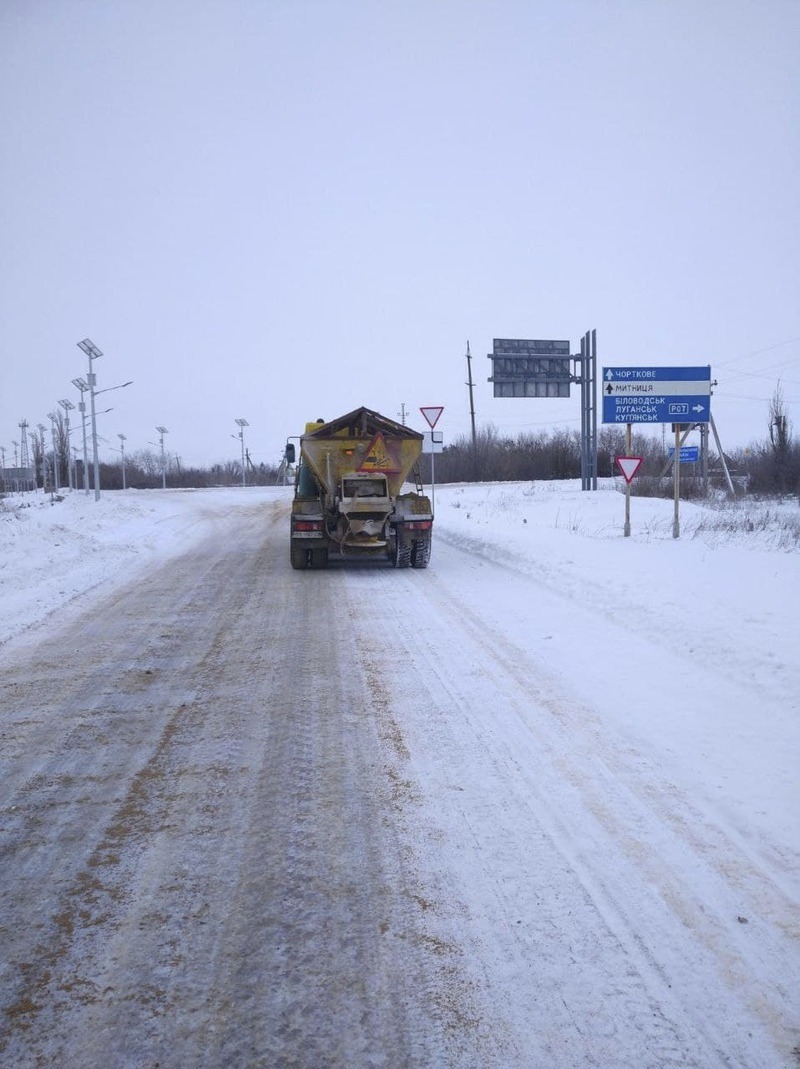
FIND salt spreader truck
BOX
[287,406,433,570]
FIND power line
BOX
[714,387,798,405]
[713,334,800,370]
[723,359,800,384]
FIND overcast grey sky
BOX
[2,0,798,469]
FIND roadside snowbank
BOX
[0,487,284,648]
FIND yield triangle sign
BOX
[420,406,444,429]
[615,456,643,484]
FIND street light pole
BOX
[77,338,103,501]
[156,426,169,489]
[47,412,60,493]
[118,433,127,489]
[71,377,90,494]
[235,419,249,488]
[59,398,75,490]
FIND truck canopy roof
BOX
[300,406,424,497]
[303,407,423,442]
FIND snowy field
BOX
[1,480,798,1066]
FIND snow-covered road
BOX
[1,485,797,1067]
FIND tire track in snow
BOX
[0,500,489,1069]
[338,544,797,1068]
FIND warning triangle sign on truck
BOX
[358,433,399,473]
[420,406,444,429]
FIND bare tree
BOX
[768,381,793,493]
[53,410,69,487]
[131,449,161,478]
[30,427,45,488]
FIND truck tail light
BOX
[294,520,323,532]
[404,520,432,531]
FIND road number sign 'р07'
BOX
[602,366,711,424]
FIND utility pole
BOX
[465,341,478,480]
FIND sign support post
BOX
[673,424,681,539]
[710,415,735,496]
[420,407,444,517]
[433,452,437,514]
[604,365,713,538]
[615,450,643,532]
[624,423,632,538]
[578,330,598,491]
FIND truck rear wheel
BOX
[411,538,431,569]
[311,547,329,569]
[393,533,412,569]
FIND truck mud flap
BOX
[291,544,329,570]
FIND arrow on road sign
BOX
[615,456,643,483]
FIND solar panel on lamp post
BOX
[77,338,103,500]
[235,419,249,488]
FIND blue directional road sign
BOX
[602,366,712,424]
[668,445,700,463]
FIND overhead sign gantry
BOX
[487,332,598,490]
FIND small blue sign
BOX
[668,445,700,463]
[602,366,711,424]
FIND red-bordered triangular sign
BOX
[615,456,643,484]
[420,406,444,429]
[358,433,400,473]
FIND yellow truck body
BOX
[289,407,433,570]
